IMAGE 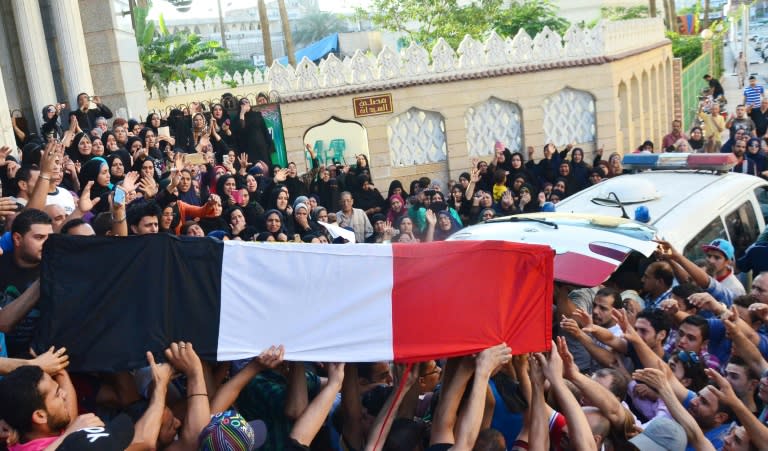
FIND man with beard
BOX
[0,209,51,359]
[731,139,758,176]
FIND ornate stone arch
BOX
[387,107,447,167]
[464,97,523,158]
[542,87,596,146]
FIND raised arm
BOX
[525,356,550,451]
[209,345,283,415]
[364,364,419,451]
[634,368,715,451]
[127,351,173,450]
[706,368,768,446]
[290,362,345,447]
[560,311,619,367]
[452,344,512,451]
[0,280,40,333]
[556,337,626,430]
[430,357,475,446]
[165,342,211,451]
[536,345,596,451]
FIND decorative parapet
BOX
[145,18,666,103]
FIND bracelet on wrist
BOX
[39,174,51,180]
[187,393,208,399]
[111,215,126,223]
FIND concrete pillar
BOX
[50,0,95,103]
[0,63,18,148]
[11,0,57,130]
[79,0,147,120]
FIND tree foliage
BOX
[293,11,350,47]
[666,31,702,67]
[364,0,569,49]
[134,4,224,98]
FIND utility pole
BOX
[258,0,273,66]
[278,0,296,66]
[217,0,227,49]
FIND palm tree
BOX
[703,0,710,29]
[649,0,657,17]
[134,5,223,97]
[292,11,349,47]
[278,0,296,66]
[258,0,273,66]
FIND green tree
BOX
[293,11,350,47]
[365,0,568,49]
[204,53,257,76]
[599,6,650,21]
[134,5,224,97]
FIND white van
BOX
[556,153,768,262]
[448,154,768,285]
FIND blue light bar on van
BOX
[622,153,737,172]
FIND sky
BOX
[147,0,370,19]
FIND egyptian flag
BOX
[33,234,553,372]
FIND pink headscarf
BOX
[386,194,406,224]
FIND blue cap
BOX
[702,238,735,260]
[541,202,556,212]
[634,206,650,223]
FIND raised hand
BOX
[122,171,140,193]
[425,209,437,226]
[705,368,740,408]
[476,343,513,376]
[0,146,11,167]
[555,336,578,380]
[659,299,679,315]
[0,197,16,217]
[164,341,203,377]
[29,346,69,375]
[78,181,101,213]
[139,175,158,198]
[147,350,173,391]
[256,345,285,369]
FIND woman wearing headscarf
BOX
[432,210,462,241]
[106,153,130,185]
[310,166,338,212]
[385,193,406,225]
[267,186,295,238]
[293,202,322,240]
[40,104,63,142]
[507,151,536,187]
[568,147,591,192]
[353,174,385,218]
[78,157,114,215]
[747,137,768,179]
[255,209,289,242]
[66,132,94,164]
[236,98,273,166]
[352,154,373,181]
[101,131,120,154]
[216,174,238,210]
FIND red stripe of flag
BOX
[390,240,553,362]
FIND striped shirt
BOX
[744,84,764,108]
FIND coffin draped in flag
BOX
[34,234,553,372]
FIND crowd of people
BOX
[0,77,767,451]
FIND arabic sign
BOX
[353,94,393,117]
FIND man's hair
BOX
[734,294,760,309]
[606,271,642,292]
[472,428,506,451]
[60,218,88,235]
[593,368,628,400]
[383,419,425,451]
[680,314,709,338]
[11,208,51,236]
[0,366,46,434]
[647,261,674,287]
[671,283,703,311]
[13,167,39,196]
[92,212,113,236]
[729,355,761,381]
[637,308,672,338]
[127,201,162,228]
[339,191,353,201]
[595,287,622,309]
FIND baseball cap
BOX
[628,417,686,451]
[57,414,134,451]
[198,410,267,451]
[702,238,735,260]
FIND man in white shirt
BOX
[335,191,372,243]
[701,239,745,296]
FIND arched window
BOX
[543,88,596,146]
[465,97,523,157]
[388,108,447,167]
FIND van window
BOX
[725,201,760,259]
[683,216,727,262]
[756,186,768,224]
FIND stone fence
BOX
[146,18,667,111]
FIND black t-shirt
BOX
[709,79,724,98]
[0,253,40,358]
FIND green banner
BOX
[256,103,288,168]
